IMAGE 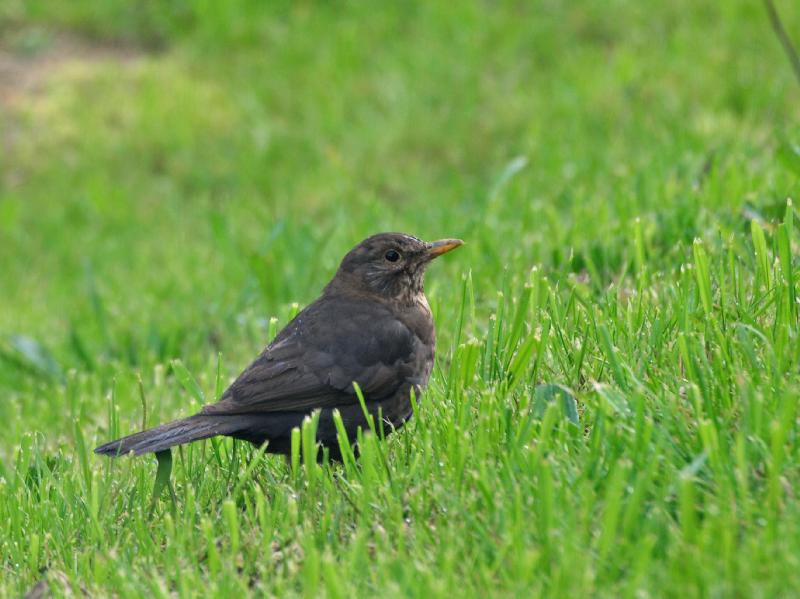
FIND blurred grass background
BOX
[1,0,800,596]
[2,1,796,348]
[1,0,797,346]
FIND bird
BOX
[95,232,463,460]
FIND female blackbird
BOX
[95,233,462,459]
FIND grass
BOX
[1,0,800,596]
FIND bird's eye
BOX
[384,249,401,262]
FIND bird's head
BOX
[326,233,463,302]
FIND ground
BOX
[1,1,800,597]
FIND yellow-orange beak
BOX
[426,238,464,258]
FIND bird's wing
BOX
[202,298,423,415]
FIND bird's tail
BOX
[94,414,248,457]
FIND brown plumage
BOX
[95,233,463,459]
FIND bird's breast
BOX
[400,294,436,384]
[398,294,435,347]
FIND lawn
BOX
[1,0,800,596]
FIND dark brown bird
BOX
[95,233,463,459]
